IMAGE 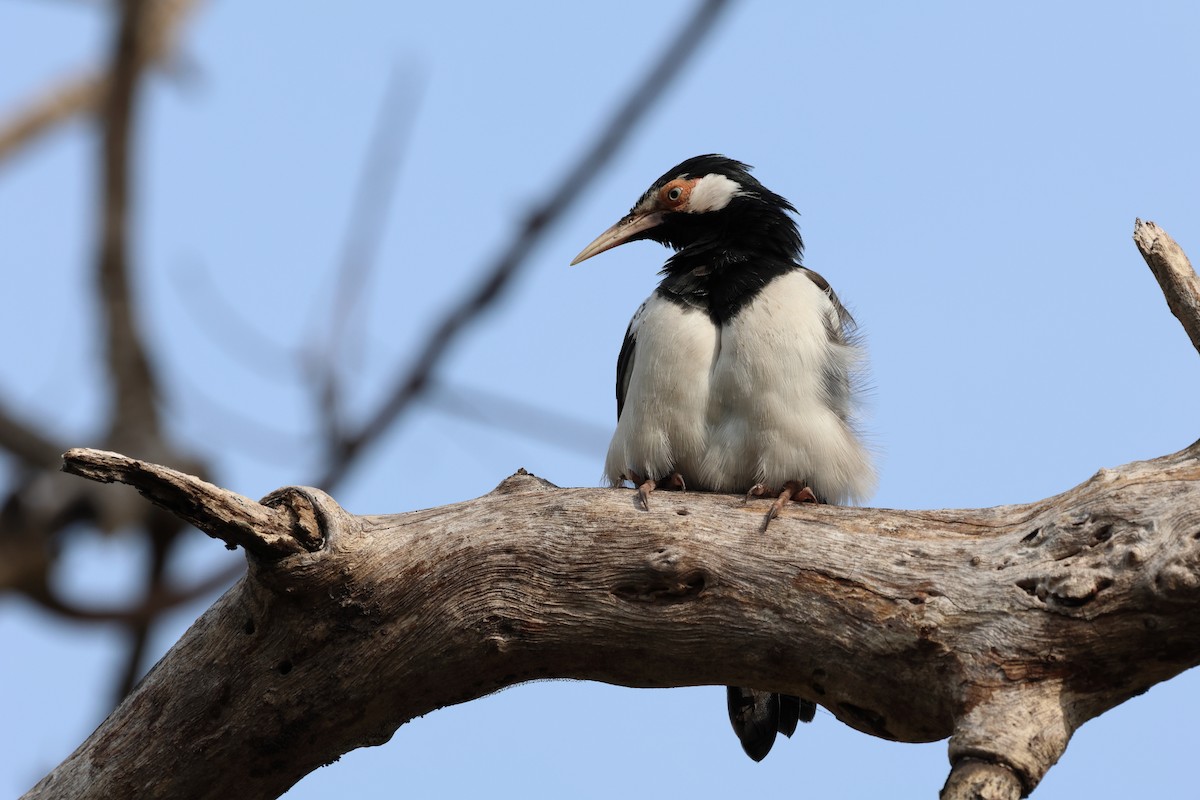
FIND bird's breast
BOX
[604,292,717,487]
[701,270,874,501]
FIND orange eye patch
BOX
[658,178,695,209]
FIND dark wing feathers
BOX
[615,301,649,420]
[727,687,780,762]
[727,688,815,761]
[800,266,855,334]
[802,266,859,424]
[615,319,636,420]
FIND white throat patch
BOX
[687,173,743,213]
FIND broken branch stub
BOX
[1134,218,1200,357]
[60,448,324,558]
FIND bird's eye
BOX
[660,180,691,207]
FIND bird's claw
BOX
[742,483,769,505]
[636,478,655,510]
[630,471,687,511]
[748,480,820,530]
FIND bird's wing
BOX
[615,299,648,421]
[800,266,856,338]
[801,266,861,424]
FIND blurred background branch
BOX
[313,0,731,491]
[2,0,210,702]
[0,0,729,706]
[0,0,199,166]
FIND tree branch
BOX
[24,440,1200,800]
[61,448,321,557]
[1134,218,1200,356]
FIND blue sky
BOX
[3,1,1199,797]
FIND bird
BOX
[570,154,875,762]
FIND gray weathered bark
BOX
[21,221,1200,800]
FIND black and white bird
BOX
[571,155,875,762]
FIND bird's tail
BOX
[726,687,815,761]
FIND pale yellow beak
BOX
[569,210,664,265]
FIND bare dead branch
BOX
[29,439,1200,800]
[941,760,1023,800]
[315,0,734,490]
[1134,218,1200,356]
[61,448,319,557]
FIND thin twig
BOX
[162,374,313,464]
[323,65,422,371]
[113,515,171,701]
[313,66,423,450]
[0,74,100,165]
[316,0,734,490]
[424,381,611,457]
[0,0,201,166]
[99,0,160,445]
[25,559,244,625]
[0,403,67,470]
[171,261,301,380]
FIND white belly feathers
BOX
[604,294,716,487]
[606,270,875,505]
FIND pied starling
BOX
[571,154,875,762]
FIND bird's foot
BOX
[742,483,770,505]
[629,471,687,510]
[744,480,819,530]
[767,480,818,523]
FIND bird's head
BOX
[570,154,803,267]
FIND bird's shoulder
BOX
[699,257,822,326]
[795,265,856,335]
